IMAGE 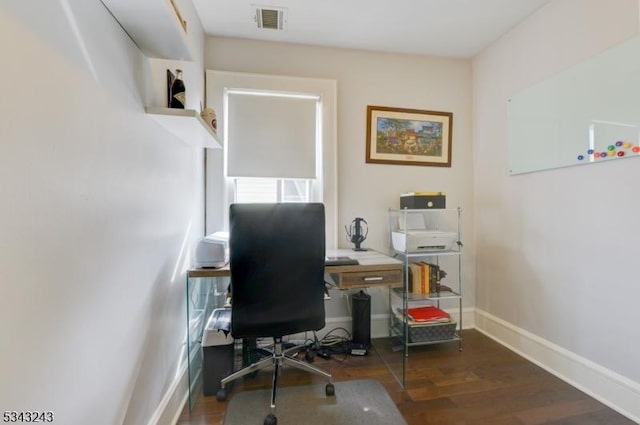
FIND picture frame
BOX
[366,105,453,167]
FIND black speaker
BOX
[351,290,371,348]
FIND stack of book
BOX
[408,262,447,294]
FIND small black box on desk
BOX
[400,192,446,209]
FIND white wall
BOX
[203,37,476,326]
[0,1,206,424]
[473,0,640,420]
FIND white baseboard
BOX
[145,362,188,425]
[475,308,640,423]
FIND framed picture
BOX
[366,105,453,167]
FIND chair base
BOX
[217,337,335,424]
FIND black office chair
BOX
[217,202,334,425]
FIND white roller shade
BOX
[227,92,318,178]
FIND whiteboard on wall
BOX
[507,35,640,175]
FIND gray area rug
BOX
[223,379,407,425]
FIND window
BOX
[233,178,310,203]
[205,70,337,247]
[225,89,319,206]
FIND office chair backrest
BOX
[229,203,326,338]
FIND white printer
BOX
[391,212,457,253]
[194,231,229,268]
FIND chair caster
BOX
[264,413,277,425]
[215,388,227,402]
[325,383,335,396]
[305,349,315,363]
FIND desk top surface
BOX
[187,248,402,278]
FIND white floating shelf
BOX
[101,0,194,60]
[146,107,221,148]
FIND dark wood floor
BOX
[177,329,636,425]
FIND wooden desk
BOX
[187,249,403,289]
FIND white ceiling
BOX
[192,0,552,58]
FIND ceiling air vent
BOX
[253,5,287,30]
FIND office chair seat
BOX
[217,203,334,425]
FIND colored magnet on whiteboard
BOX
[623,141,632,149]
[577,155,584,160]
[615,141,623,147]
[607,151,615,157]
[607,145,615,151]
[633,146,640,153]
[617,151,625,157]
[587,149,594,155]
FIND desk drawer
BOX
[339,269,402,288]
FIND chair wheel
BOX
[216,388,227,402]
[305,349,315,363]
[264,413,277,425]
[325,383,335,396]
